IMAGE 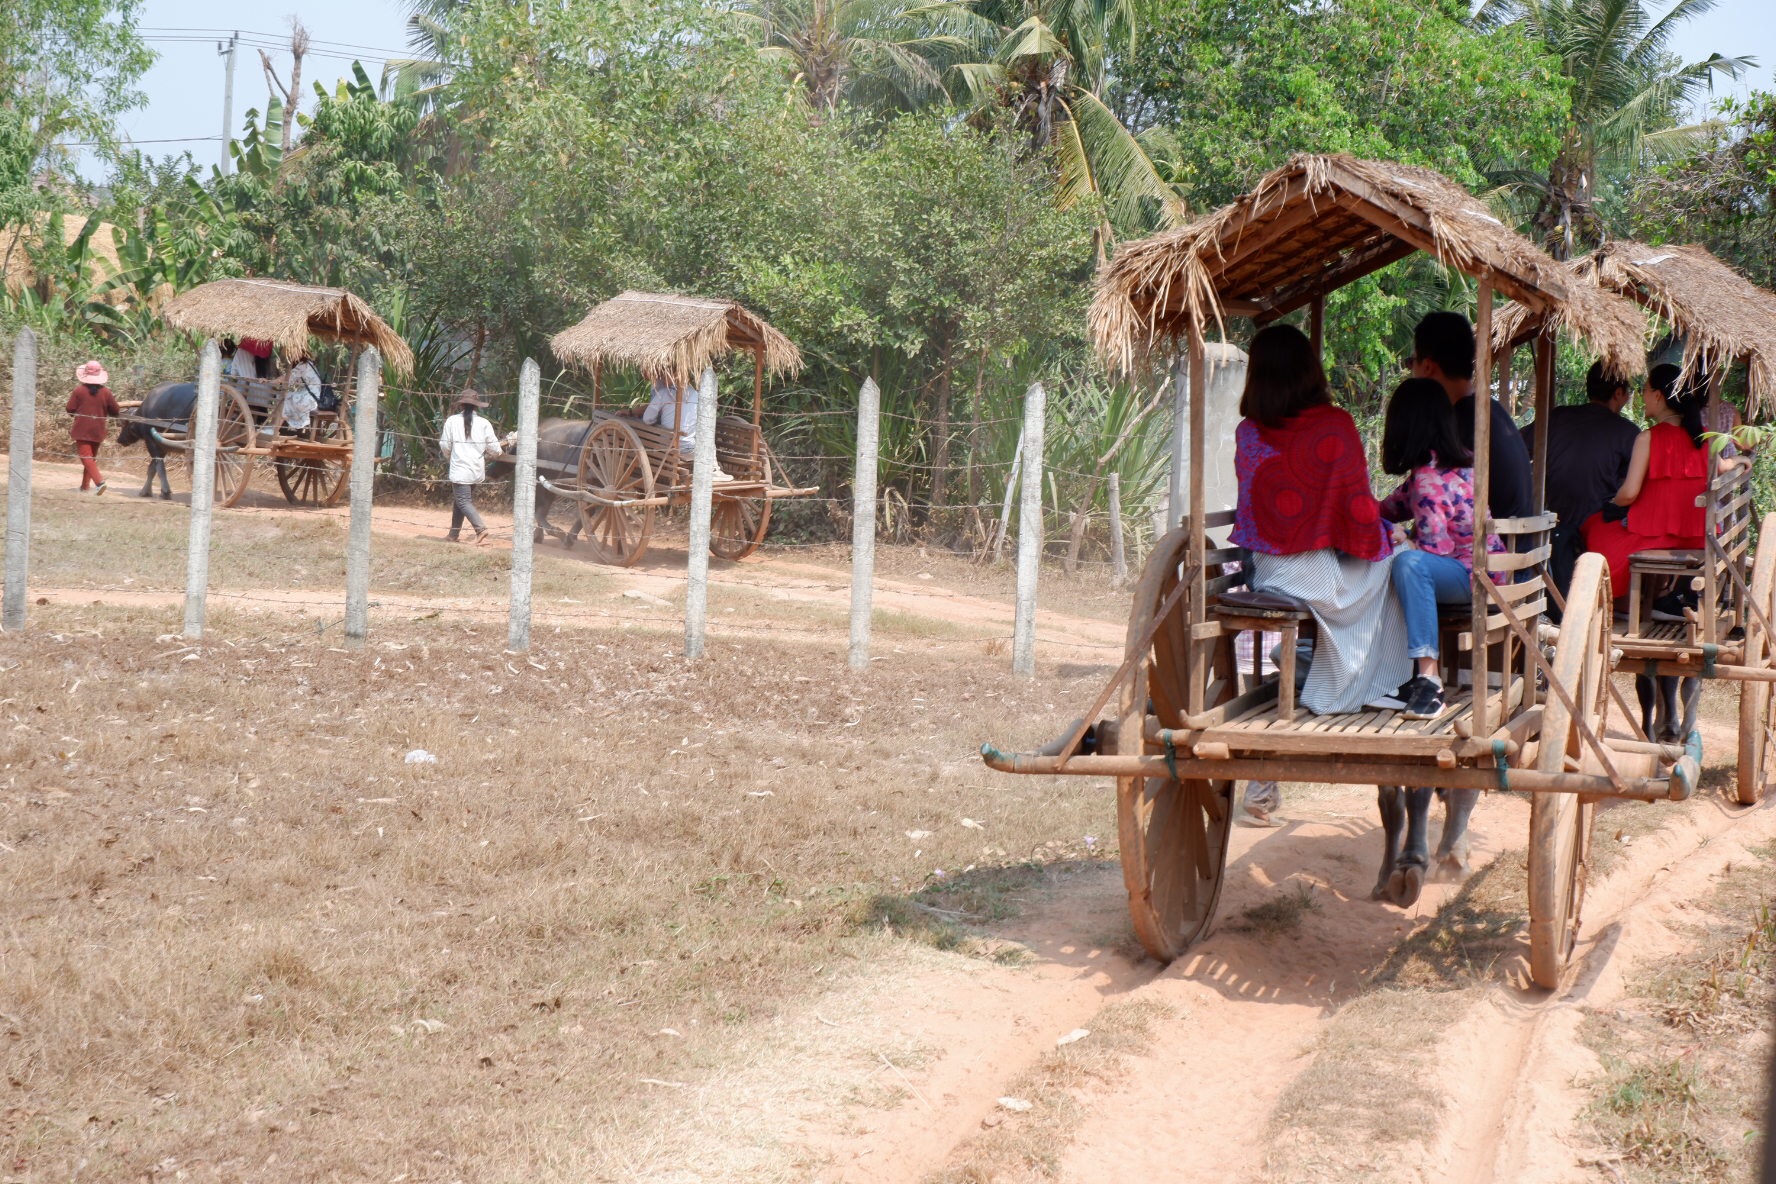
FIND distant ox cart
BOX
[518,291,817,566]
[122,278,412,506]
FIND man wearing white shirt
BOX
[637,374,732,482]
[284,354,323,432]
[439,390,502,544]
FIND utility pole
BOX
[217,32,238,175]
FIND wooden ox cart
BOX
[1497,242,1776,806]
[539,291,816,566]
[981,153,1692,989]
[143,278,412,507]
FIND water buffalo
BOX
[488,417,593,545]
[115,380,197,499]
[1637,672,1701,744]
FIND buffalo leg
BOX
[1385,788,1434,907]
[1636,674,1658,740]
[1373,786,1406,901]
[1676,675,1701,741]
[1431,789,1479,881]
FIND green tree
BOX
[1475,0,1752,257]
[0,0,154,174]
[1632,90,1776,288]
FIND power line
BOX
[136,27,411,56]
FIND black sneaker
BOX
[1402,676,1446,721]
[1651,589,1699,623]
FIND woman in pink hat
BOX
[66,361,121,494]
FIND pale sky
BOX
[92,0,1776,176]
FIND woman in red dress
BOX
[1582,363,1740,615]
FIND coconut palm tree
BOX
[954,0,1187,243]
[1475,0,1753,257]
[723,0,988,115]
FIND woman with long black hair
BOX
[438,390,502,544]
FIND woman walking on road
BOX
[66,360,120,495]
[439,390,502,544]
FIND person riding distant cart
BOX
[439,389,502,545]
[66,360,121,495]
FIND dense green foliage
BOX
[1,0,1763,553]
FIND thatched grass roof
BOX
[549,290,802,384]
[1091,153,1644,378]
[162,278,414,374]
[1495,243,1776,413]
[2,212,124,298]
[1490,253,1650,379]
[1600,242,1776,414]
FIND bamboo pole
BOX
[507,358,541,652]
[849,377,880,671]
[1167,357,1187,530]
[343,347,381,646]
[183,340,223,640]
[684,367,718,659]
[3,328,37,631]
[1187,324,1208,714]
[1012,381,1047,676]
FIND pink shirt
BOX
[1379,456,1505,575]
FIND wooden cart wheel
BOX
[709,439,775,561]
[576,418,656,567]
[274,455,348,507]
[1528,552,1610,989]
[212,387,256,508]
[1735,512,1776,805]
[1115,527,1234,962]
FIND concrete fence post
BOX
[1107,471,1127,588]
[848,377,880,671]
[507,358,541,652]
[1012,382,1046,677]
[182,340,222,640]
[3,328,38,631]
[683,367,718,659]
[343,347,381,646]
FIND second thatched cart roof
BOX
[162,277,413,373]
[549,291,802,384]
[1090,153,1645,378]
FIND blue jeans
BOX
[1391,549,1471,660]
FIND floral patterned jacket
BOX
[1378,455,1506,577]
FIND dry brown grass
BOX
[0,602,1114,1182]
[1583,843,1776,1183]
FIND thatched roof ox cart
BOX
[1495,242,1776,416]
[1091,153,1646,378]
[549,290,802,389]
[539,290,814,567]
[982,154,1683,992]
[162,277,414,374]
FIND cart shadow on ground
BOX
[859,798,1543,1017]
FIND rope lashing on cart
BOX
[1702,642,1720,679]
[1491,738,1511,789]
[1478,575,1627,794]
[1162,733,1182,782]
[1671,729,1704,800]
[1050,562,1201,770]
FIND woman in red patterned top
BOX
[1583,364,1743,615]
[65,360,120,495]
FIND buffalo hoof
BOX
[1371,872,1393,902]
[1386,865,1424,908]
[1431,841,1472,883]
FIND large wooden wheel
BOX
[1116,528,1234,962]
[212,387,256,507]
[274,455,348,506]
[1528,552,1610,989]
[576,418,656,567]
[709,440,775,561]
[1736,513,1776,806]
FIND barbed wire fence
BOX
[1,328,1152,669]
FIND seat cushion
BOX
[1630,548,1704,568]
[1214,587,1312,617]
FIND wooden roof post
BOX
[1168,356,1187,530]
[1498,343,1514,417]
[1470,281,1494,737]
[1309,295,1325,358]
[1187,320,1208,716]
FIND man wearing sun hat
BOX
[66,361,121,495]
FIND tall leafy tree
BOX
[1474,0,1752,256]
[1633,90,1776,288]
[0,0,154,175]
